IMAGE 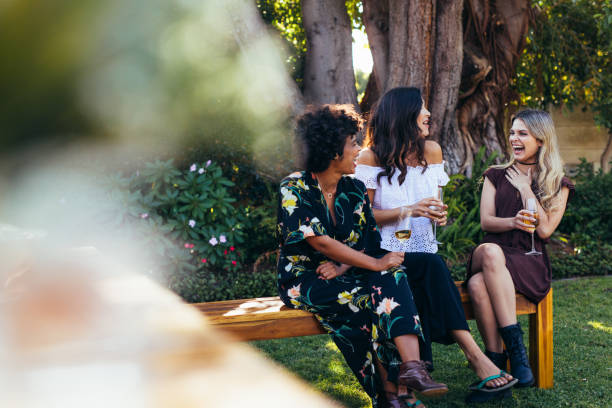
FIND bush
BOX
[557,159,612,243]
[549,233,612,279]
[102,158,279,302]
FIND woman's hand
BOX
[316,262,347,280]
[374,252,404,271]
[409,198,447,222]
[512,209,537,233]
[505,166,532,193]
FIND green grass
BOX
[252,276,611,407]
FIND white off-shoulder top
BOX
[354,162,450,253]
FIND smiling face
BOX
[509,118,542,162]
[335,134,360,175]
[416,101,431,137]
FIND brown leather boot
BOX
[398,360,448,397]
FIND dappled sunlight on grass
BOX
[325,339,340,352]
[587,321,612,334]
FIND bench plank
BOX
[192,282,552,389]
[193,283,534,340]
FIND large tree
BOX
[257,0,532,174]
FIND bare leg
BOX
[467,272,504,352]
[452,329,512,387]
[475,244,517,327]
[394,334,421,362]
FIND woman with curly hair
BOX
[466,109,574,387]
[355,87,517,403]
[278,105,447,408]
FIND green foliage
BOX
[102,158,279,302]
[558,159,612,242]
[257,0,306,86]
[549,234,612,279]
[437,147,499,279]
[515,0,611,131]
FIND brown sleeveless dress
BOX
[466,167,575,303]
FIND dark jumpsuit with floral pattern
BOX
[277,171,423,407]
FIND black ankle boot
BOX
[498,323,534,387]
[484,349,508,371]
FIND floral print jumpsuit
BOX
[277,171,423,407]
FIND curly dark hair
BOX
[364,87,426,185]
[295,104,363,173]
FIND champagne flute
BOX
[430,186,443,245]
[524,198,541,256]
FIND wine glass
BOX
[430,186,443,245]
[524,198,541,256]
[394,217,411,271]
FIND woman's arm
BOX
[505,167,571,238]
[480,176,534,233]
[533,187,570,239]
[306,235,404,271]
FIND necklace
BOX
[319,184,335,199]
[312,173,336,199]
[517,160,538,165]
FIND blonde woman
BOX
[466,109,574,387]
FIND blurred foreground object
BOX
[0,239,340,407]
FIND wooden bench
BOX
[193,282,553,389]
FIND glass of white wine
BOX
[430,186,443,245]
[524,198,541,256]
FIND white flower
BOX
[298,224,314,237]
[287,284,301,299]
[219,235,227,243]
[189,164,197,172]
[375,297,400,315]
[188,219,196,228]
[209,237,218,246]
[140,213,149,219]
[198,168,205,174]
[281,187,298,215]
[337,287,361,313]
[206,160,212,167]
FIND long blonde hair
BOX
[493,109,566,211]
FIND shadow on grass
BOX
[253,276,611,407]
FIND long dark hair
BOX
[364,87,426,185]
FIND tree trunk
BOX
[301,0,357,107]
[457,0,531,174]
[362,0,531,174]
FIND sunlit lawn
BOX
[252,276,611,407]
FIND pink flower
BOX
[223,250,228,255]
[201,258,207,263]
[189,164,197,172]
[206,160,212,167]
[219,235,227,243]
[231,260,237,266]
[209,237,218,246]
[230,246,235,251]
[140,213,149,219]
[184,243,190,248]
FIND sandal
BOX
[384,391,423,408]
[468,370,518,393]
[465,387,512,404]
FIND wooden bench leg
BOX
[529,288,553,388]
